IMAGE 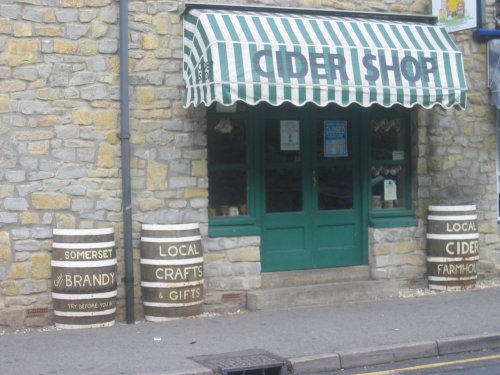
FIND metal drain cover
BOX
[190,349,288,374]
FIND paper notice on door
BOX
[324,120,348,157]
[280,120,300,151]
[384,180,397,201]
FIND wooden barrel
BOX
[426,205,479,291]
[51,228,117,329]
[141,223,204,321]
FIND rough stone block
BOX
[14,23,32,37]
[4,40,39,66]
[97,142,114,168]
[32,193,71,210]
[227,247,260,262]
[31,253,51,279]
[138,197,164,212]
[55,213,76,229]
[53,40,78,55]
[184,188,208,199]
[9,263,31,279]
[0,232,11,261]
[0,212,18,224]
[0,309,26,330]
[147,160,168,190]
[0,95,9,112]
[192,160,207,177]
[4,198,29,211]
[2,280,21,296]
[95,110,118,129]
[140,34,158,50]
[0,185,15,199]
[20,212,40,225]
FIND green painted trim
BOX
[369,216,418,228]
[209,224,261,237]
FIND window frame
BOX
[206,104,417,235]
[365,107,417,228]
[206,105,261,237]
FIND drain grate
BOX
[190,349,288,375]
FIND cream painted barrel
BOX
[426,205,479,291]
[141,223,204,321]
[51,228,117,329]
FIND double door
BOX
[259,109,365,272]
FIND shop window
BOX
[369,114,413,224]
[206,115,259,237]
[207,118,248,217]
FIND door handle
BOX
[312,170,317,187]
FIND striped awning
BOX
[183,9,467,109]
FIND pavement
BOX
[2,286,500,375]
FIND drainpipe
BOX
[119,0,135,324]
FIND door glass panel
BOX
[316,119,352,161]
[316,119,353,210]
[266,168,302,213]
[264,118,302,213]
[265,120,301,163]
[318,166,353,210]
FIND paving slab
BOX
[1,287,500,375]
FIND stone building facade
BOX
[0,0,499,329]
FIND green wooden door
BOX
[260,108,365,272]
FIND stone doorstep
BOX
[246,278,400,311]
[260,265,371,288]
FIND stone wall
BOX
[0,0,499,329]
[0,0,126,328]
[416,0,500,277]
[369,224,427,283]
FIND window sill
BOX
[208,224,261,237]
[369,215,418,228]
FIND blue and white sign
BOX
[324,120,348,157]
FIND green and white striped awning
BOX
[183,9,467,109]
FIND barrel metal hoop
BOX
[428,205,476,211]
[426,233,479,240]
[428,275,477,281]
[54,308,116,317]
[144,315,178,322]
[142,223,200,231]
[53,228,114,235]
[52,290,118,300]
[428,284,474,291]
[141,236,201,243]
[426,256,479,262]
[140,280,204,288]
[55,321,115,329]
[52,241,116,249]
[427,214,477,221]
[140,257,203,266]
[143,300,203,307]
[51,259,117,268]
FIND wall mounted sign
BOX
[432,0,477,33]
[324,120,348,157]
